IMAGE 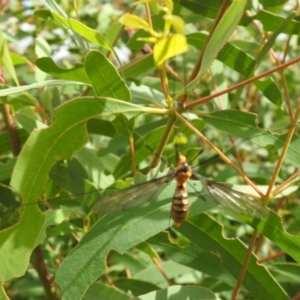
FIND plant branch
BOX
[266,105,300,197]
[31,246,59,300]
[231,231,259,300]
[1,104,21,156]
[175,112,265,197]
[185,56,300,109]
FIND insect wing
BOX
[94,173,176,214]
[192,173,269,218]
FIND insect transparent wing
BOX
[94,173,176,214]
[192,173,269,218]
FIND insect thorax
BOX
[176,155,193,186]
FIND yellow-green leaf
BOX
[119,13,150,32]
[165,14,185,34]
[153,34,187,66]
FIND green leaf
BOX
[0,29,18,85]
[177,214,289,300]
[149,232,237,287]
[1,97,166,282]
[15,113,47,133]
[122,54,156,80]
[200,110,300,168]
[255,12,297,65]
[129,82,166,107]
[3,93,39,107]
[0,80,87,97]
[36,10,120,60]
[268,263,300,284]
[3,2,300,298]
[254,10,300,34]
[135,242,160,259]
[109,251,147,274]
[127,30,149,50]
[187,32,255,77]
[180,0,220,19]
[35,9,88,53]
[0,158,17,181]
[0,129,29,155]
[259,0,289,6]
[35,58,90,83]
[84,282,131,300]
[136,285,217,300]
[112,115,135,137]
[254,78,282,107]
[68,18,113,51]
[241,213,300,264]
[180,1,300,35]
[55,183,216,298]
[85,50,131,100]
[199,0,247,76]
[132,260,197,285]
[49,163,102,208]
[183,0,249,93]
[114,278,160,297]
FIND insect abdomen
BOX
[171,185,189,226]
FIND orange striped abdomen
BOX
[171,185,189,226]
[172,154,192,226]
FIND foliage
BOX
[1,0,300,299]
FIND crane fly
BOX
[93,154,269,226]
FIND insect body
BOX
[93,155,269,226]
[171,154,192,226]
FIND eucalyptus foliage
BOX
[1,1,300,299]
